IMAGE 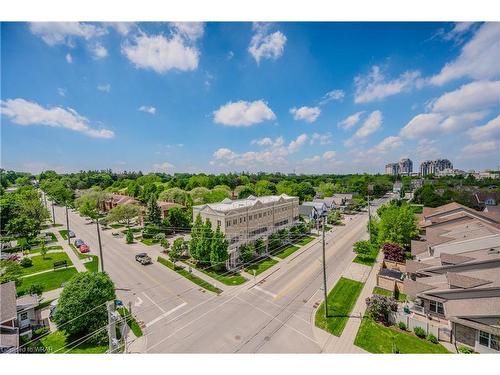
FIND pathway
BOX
[51,230,87,272]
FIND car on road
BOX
[74,239,84,248]
[135,253,152,265]
[68,230,76,238]
[79,244,90,253]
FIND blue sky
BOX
[1,22,499,174]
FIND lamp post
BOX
[367,184,374,243]
[65,205,71,246]
[321,215,328,318]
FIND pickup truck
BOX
[135,253,152,265]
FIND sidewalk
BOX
[41,287,63,301]
[20,266,76,278]
[53,230,87,272]
[178,261,227,291]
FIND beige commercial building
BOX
[192,194,299,267]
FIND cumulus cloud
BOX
[430,23,500,85]
[467,115,500,141]
[153,162,175,173]
[97,84,111,93]
[322,151,337,160]
[399,113,444,139]
[122,33,199,73]
[91,43,108,59]
[310,132,332,145]
[1,98,114,139]
[371,136,403,153]
[30,22,106,46]
[344,110,383,147]
[213,100,276,127]
[437,22,477,43]
[338,111,365,130]
[248,23,287,64]
[290,106,321,123]
[138,105,156,114]
[171,22,205,41]
[104,22,136,36]
[251,136,284,147]
[65,53,73,63]
[354,66,421,103]
[319,89,345,105]
[287,134,308,153]
[57,88,66,97]
[461,140,499,158]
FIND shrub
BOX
[126,229,134,244]
[398,322,407,331]
[142,225,160,239]
[28,284,43,296]
[458,345,474,354]
[427,333,438,344]
[382,243,405,263]
[20,257,33,268]
[154,233,166,241]
[365,295,398,324]
[32,326,49,339]
[414,326,426,338]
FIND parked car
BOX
[74,239,84,248]
[68,230,76,238]
[135,253,152,265]
[79,244,90,253]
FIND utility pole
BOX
[96,216,104,272]
[107,301,120,353]
[65,205,71,245]
[367,184,373,244]
[322,216,328,318]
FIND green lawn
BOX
[140,238,159,246]
[84,255,99,273]
[354,318,449,353]
[274,245,300,259]
[158,257,222,294]
[295,235,315,246]
[184,260,247,285]
[117,307,143,337]
[315,277,364,336]
[110,223,125,229]
[38,331,107,354]
[59,230,68,240]
[353,246,380,266]
[22,253,73,275]
[372,286,407,302]
[16,268,79,295]
[29,245,63,254]
[245,257,279,276]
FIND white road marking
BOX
[134,296,143,307]
[142,292,166,313]
[253,285,277,298]
[146,302,188,328]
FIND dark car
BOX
[68,230,76,238]
[74,239,84,248]
[135,253,152,265]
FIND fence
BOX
[389,311,451,342]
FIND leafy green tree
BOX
[327,210,342,225]
[189,214,204,260]
[237,185,256,199]
[254,238,266,256]
[160,238,170,253]
[353,240,373,256]
[198,219,213,263]
[145,195,162,226]
[268,233,282,253]
[167,207,191,231]
[254,180,276,196]
[126,229,134,244]
[28,283,43,296]
[40,243,48,259]
[169,238,185,265]
[6,216,39,242]
[158,187,188,205]
[75,190,108,219]
[189,187,211,205]
[210,225,228,271]
[378,202,419,248]
[239,243,255,264]
[0,260,24,286]
[106,203,140,227]
[54,272,115,344]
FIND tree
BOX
[169,238,185,265]
[237,185,256,199]
[198,219,213,264]
[145,195,162,226]
[6,216,39,242]
[210,225,228,271]
[158,187,188,205]
[365,295,398,324]
[54,272,115,344]
[20,257,33,268]
[353,240,373,257]
[268,233,282,253]
[189,214,203,261]
[106,204,140,228]
[28,283,43,296]
[40,243,48,259]
[75,190,108,219]
[126,229,134,244]
[239,243,254,264]
[377,203,419,248]
[167,207,191,231]
[327,210,342,225]
[160,238,170,253]
[254,238,266,256]
[0,260,24,286]
[382,243,405,263]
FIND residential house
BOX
[157,201,184,220]
[16,294,40,339]
[299,201,328,221]
[475,191,500,208]
[0,282,19,353]
[101,193,139,212]
[192,194,299,268]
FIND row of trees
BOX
[189,215,228,271]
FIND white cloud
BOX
[138,106,156,115]
[91,43,108,59]
[105,22,136,36]
[122,34,199,74]
[319,90,345,105]
[310,132,332,145]
[354,66,421,103]
[171,22,205,41]
[65,53,73,64]
[213,148,237,160]
[371,136,403,153]
[467,115,500,141]
[248,23,287,64]
[287,134,308,153]
[461,140,499,158]
[1,98,114,139]
[399,113,444,139]
[344,110,383,147]
[302,155,321,164]
[213,100,276,127]
[97,84,111,93]
[251,136,284,147]
[290,106,321,123]
[431,80,500,114]
[438,22,477,43]
[57,88,66,97]
[322,151,337,160]
[227,51,234,60]
[30,22,106,46]
[430,23,500,85]
[153,162,175,173]
[338,111,365,130]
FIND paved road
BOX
[50,195,391,353]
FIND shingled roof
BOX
[446,272,492,289]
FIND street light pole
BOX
[367,184,374,244]
[322,216,328,319]
[65,205,71,246]
[96,216,104,272]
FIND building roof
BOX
[440,252,475,265]
[445,272,492,289]
[411,240,428,256]
[16,294,39,312]
[193,194,297,213]
[0,281,17,324]
[157,201,183,210]
[301,201,327,211]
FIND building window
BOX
[20,312,28,321]
[479,331,500,351]
[263,212,266,217]
[233,219,237,225]
[217,220,221,227]
[258,213,262,218]
[244,217,246,222]
[429,300,444,315]
[226,221,230,227]
[240,217,242,223]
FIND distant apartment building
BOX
[385,158,413,176]
[419,159,453,176]
[192,194,299,268]
[404,202,500,353]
